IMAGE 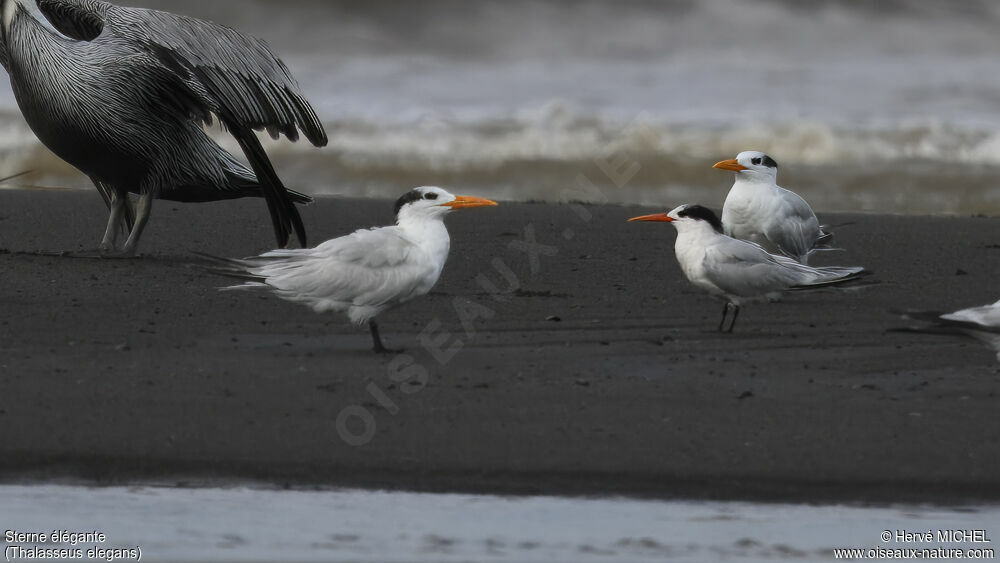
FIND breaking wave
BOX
[2,0,1000,214]
[2,106,1000,214]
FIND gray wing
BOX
[763,187,821,261]
[35,0,326,247]
[244,227,439,315]
[701,239,805,298]
[36,0,326,145]
[108,4,326,146]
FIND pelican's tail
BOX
[286,189,311,204]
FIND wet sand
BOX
[0,189,997,503]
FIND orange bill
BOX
[443,196,499,209]
[712,158,748,172]
[627,213,673,222]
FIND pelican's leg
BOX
[726,304,741,333]
[117,192,153,257]
[368,319,403,355]
[99,194,126,252]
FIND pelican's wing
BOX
[245,227,438,314]
[112,3,324,145]
[35,0,106,40]
[106,2,326,246]
[129,8,321,144]
[36,0,325,144]
[35,0,324,247]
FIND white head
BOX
[713,151,779,183]
[394,186,497,224]
[628,204,724,235]
[3,0,66,37]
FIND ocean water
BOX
[1,484,997,562]
[1,0,1000,213]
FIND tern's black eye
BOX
[424,192,438,200]
[751,157,762,165]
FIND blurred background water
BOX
[1,0,999,214]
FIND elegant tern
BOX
[714,151,833,264]
[629,204,865,332]
[198,187,497,354]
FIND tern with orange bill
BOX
[629,204,866,332]
[198,187,497,353]
[714,151,833,264]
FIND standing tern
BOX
[0,0,327,256]
[629,204,865,332]
[199,187,497,354]
[893,299,1000,360]
[714,151,832,264]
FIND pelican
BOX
[0,0,327,256]
[198,187,498,354]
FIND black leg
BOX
[726,304,740,333]
[718,302,730,332]
[369,319,403,354]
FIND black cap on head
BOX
[393,189,425,217]
[677,205,724,233]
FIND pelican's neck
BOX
[4,0,62,38]
[2,0,17,32]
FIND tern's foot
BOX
[372,344,405,355]
[96,249,139,259]
[368,320,404,354]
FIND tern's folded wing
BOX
[762,188,822,261]
[701,239,802,298]
[248,227,436,310]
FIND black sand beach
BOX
[0,189,997,503]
